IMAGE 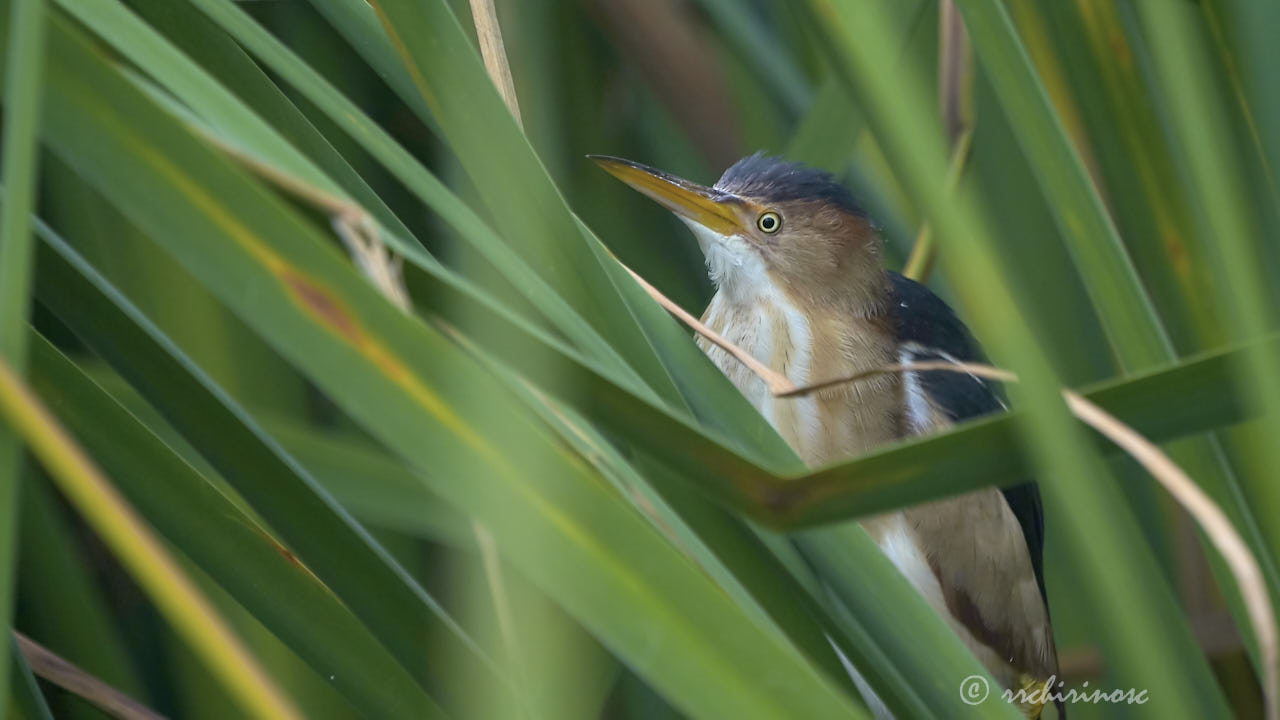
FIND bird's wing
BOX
[887,271,1046,600]
[887,273,1058,685]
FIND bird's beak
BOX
[588,155,746,236]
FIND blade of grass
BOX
[900,0,972,282]
[0,354,302,720]
[1221,0,1280,206]
[44,152,310,420]
[25,10,529,667]
[1198,0,1280,250]
[0,0,46,697]
[0,0,43,383]
[948,14,1257,591]
[784,0,929,175]
[794,526,1011,718]
[258,416,468,543]
[1065,392,1278,719]
[467,0,521,126]
[265,327,1270,536]
[458,337,908,715]
[452,14,549,716]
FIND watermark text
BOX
[959,674,1150,707]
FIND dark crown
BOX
[714,152,866,217]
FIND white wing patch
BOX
[899,347,935,435]
[899,340,1009,425]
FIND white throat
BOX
[686,220,824,461]
[679,219,770,305]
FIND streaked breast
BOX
[698,288,900,465]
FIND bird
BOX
[591,152,1061,719]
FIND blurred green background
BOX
[0,0,1277,718]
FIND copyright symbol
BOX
[960,675,989,705]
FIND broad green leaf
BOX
[0,0,47,696]
[1219,0,1280,206]
[260,417,468,544]
[269,326,1269,527]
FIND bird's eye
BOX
[757,211,781,234]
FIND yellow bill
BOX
[588,155,746,237]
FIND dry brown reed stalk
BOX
[464,5,539,707]
[903,0,973,282]
[469,0,523,128]
[16,632,167,720]
[190,129,412,311]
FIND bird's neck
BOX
[699,272,903,465]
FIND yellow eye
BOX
[757,211,781,234]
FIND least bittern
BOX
[593,153,1061,719]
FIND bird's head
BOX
[591,153,886,311]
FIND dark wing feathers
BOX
[887,272,1047,603]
